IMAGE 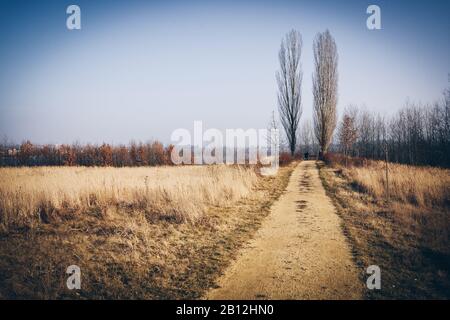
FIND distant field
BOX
[0,165,258,230]
[320,160,450,299]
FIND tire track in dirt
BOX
[205,161,363,299]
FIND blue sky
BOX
[0,0,449,144]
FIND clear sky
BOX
[0,0,449,145]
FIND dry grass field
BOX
[0,165,258,230]
[347,162,449,209]
[0,163,295,299]
[319,160,450,299]
[1,159,448,299]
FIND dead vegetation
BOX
[0,165,259,230]
[0,163,295,299]
[319,160,450,299]
[347,162,449,209]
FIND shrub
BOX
[279,152,293,166]
[324,152,369,167]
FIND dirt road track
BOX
[205,161,363,299]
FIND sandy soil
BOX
[205,161,363,299]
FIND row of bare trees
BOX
[336,88,450,167]
[277,29,338,157]
[277,28,449,168]
[0,141,174,167]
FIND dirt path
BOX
[205,161,363,299]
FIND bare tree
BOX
[313,30,338,156]
[338,108,358,166]
[276,29,303,156]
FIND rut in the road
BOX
[205,161,363,300]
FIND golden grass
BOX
[319,161,450,299]
[0,165,258,230]
[344,161,449,208]
[0,164,296,299]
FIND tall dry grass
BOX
[320,160,450,298]
[338,160,450,255]
[0,165,258,230]
[344,161,449,208]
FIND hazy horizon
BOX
[1,0,449,145]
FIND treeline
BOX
[0,141,295,167]
[336,88,450,167]
[0,141,174,167]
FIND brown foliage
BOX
[279,151,294,166]
[19,140,34,165]
[58,144,77,166]
[149,141,165,166]
[323,153,369,168]
[99,144,113,166]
